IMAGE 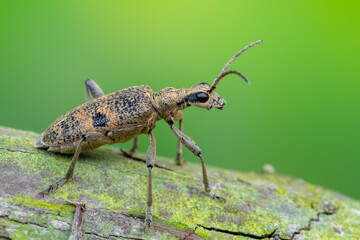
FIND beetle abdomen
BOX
[40,85,154,146]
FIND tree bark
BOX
[0,126,359,240]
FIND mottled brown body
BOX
[35,40,262,230]
[36,83,224,154]
[37,85,157,153]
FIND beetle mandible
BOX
[35,40,262,229]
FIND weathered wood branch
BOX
[0,126,360,239]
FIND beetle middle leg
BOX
[173,111,184,166]
[39,132,114,196]
[168,121,225,201]
[120,136,139,157]
[144,130,156,230]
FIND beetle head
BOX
[186,40,262,111]
[184,83,225,110]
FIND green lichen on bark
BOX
[0,126,360,239]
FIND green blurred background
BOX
[1,1,359,199]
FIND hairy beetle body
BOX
[36,85,158,153]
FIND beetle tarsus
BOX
[39,177,67,196]
[144,217,152,231]
[144,206,153,231]
[175,152,187,166]
[208,190,226,202]
[175,153,185,166]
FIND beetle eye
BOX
[196,92,209,103]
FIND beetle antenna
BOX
[209,40,262,93]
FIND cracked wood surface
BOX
[0,126,360,240]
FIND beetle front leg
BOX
[144,130,156,230]
[39,132,114,196]
[168,122,225,201]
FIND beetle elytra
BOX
[35,40,262,229]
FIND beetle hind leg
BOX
[39,140,84,196]
[85,79,104,102]
[39,132,114,196]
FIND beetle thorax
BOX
[151,87,187,119]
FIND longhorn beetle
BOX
[35,40,262,229]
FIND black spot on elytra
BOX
[176,101,183,107]
[92,112,108,127]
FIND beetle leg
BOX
[168,122,226,201]
[144,130,156,230]
[175,119,184,165]
[120,136,139,157]
[39,132,114,196]
[129,136,139,155]
[85,79,104,102]
[173,111,184,166]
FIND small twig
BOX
[67,200,86,240]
